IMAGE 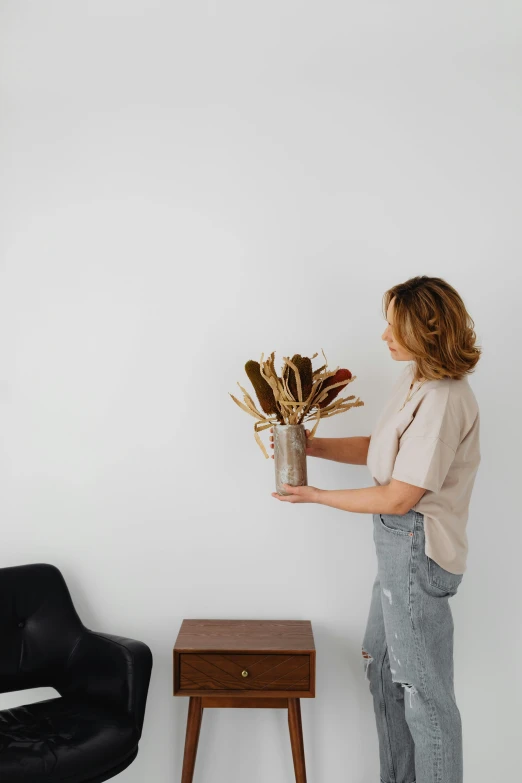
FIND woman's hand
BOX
[272,484,322,503]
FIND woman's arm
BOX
[273,478,427,514]
[316,478,426,514]
[309,435,371,465]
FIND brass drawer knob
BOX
[241,670,249,678]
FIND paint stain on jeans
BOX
[362,648,373,680]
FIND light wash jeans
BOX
[362,509,464,783]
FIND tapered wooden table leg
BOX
[288,698,307,783]
[181,696,204,783]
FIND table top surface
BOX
[174,619,315,653]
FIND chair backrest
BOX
[0,563,84,694]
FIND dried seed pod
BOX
[318,368,352,408]
[245,360,281,418]
[287,355,313,401]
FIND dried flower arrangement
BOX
[229,349,364,458]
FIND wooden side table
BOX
[173,619,316,783]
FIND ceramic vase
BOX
[273,423,308,496]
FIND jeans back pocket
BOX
[427,556,463,596]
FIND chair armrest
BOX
[60,630,153,736]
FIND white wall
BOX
[1,2,520,781]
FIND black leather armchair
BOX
[0,563,153,782]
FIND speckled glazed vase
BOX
[273,423,308,496]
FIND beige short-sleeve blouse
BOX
[367,363,481,574]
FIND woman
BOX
[271,275,481,783]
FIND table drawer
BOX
[179,653,310,692]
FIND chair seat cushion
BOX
[0,695,138,782]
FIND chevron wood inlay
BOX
[180,653,310,691]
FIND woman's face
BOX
[382,298,413,362]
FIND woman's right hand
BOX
[269,427,317,458]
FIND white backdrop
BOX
[1,2,520,781]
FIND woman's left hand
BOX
[271,484,321,503]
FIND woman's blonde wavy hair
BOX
[383,276,482,382]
